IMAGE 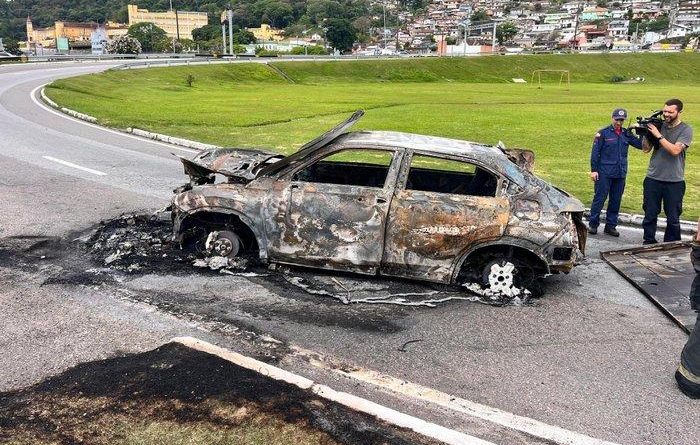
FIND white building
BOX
[608,20,630,39]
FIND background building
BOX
[127,4,208,40]
[246,24,285,42]
[25,17,127,50]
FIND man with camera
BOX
[588,108,642,236]
[676,217,700,399]
[641,98,693,244]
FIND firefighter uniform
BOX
[589,113,642,231]
[676,242,700,398]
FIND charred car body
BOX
[172,111,586,295]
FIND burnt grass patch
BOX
[0,342,437,445]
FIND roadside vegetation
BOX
[45,54,700,218]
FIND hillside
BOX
[0,0,375,40]
[271,53,700,84]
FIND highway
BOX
[0,61,696,445]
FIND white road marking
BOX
[291,346,621,445]
[173,336,497,445]
[42,156,107,176]
[29,84,198,154]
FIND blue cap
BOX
[612,108,628,119]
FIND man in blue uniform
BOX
[588,108,642,236]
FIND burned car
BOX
[172,111,586,295]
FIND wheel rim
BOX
[486,261,516,293]
[209,230,241,258]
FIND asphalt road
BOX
[0,61,696,445]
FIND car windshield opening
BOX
[406,154,497,197]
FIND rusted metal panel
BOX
[601,241,696,333]
[381,190,510,282]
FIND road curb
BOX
[40,87,220,151]
[40,87,98,123]
[584,209,696,235]
[125,127,220,151]
[172,336,496,445]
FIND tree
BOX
[192,24,221,42]
[470,9,488,23]
[105,35,141,54]
[232,29,256,44]
[3,38,20,55]
[127,22,167,53]
[496,22,518,45]
[325,18,356,52]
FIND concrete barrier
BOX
[584,209,696,235]
[126,127,220,151]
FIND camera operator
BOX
[641,98,693,244]
[588,108,642,236]
[676,217,700,399]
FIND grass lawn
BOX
[45,55,700,219]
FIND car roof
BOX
[336,130,506,160]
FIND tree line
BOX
[2,0,421,53]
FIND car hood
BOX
[179,110,365,182]
[179,147,284,182]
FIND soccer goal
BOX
[531,69,570,89]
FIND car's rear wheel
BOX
[480,256,542,298]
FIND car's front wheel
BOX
[206,230,243,258]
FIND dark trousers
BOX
[676,274,700,398]
[589,174,625,229]
[642,177,685,243]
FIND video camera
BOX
[632,110,664,149]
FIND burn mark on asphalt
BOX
[0,213,534,338]
[0,342,439,445]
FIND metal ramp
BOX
[601,241,695,333]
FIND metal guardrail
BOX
[14,47,694,71]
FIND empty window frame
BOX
[292,149,395,188]
[406,154,498,197]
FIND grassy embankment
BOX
[45,53,700,218]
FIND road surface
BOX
[0,61,695,445]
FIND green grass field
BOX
[45,54,700,219]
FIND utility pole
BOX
[492,21,497,52]
[383,2,387,49]
[222,22,227,55]
[170,0,176,52]
[227,8,234,55]
[572,7,581,51]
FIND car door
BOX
[380,152,510,283]
[264,146,401,274]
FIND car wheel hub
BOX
[208,230,241,258]
[487,261,516,292]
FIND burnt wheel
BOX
[480,256,542,298]
[207,230,243,258]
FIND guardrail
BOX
[14,47,694,70]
